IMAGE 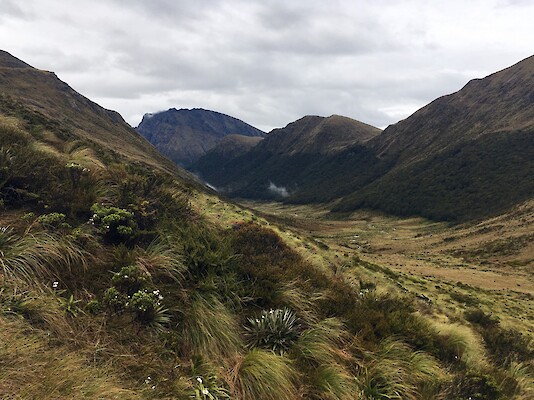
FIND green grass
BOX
[1,99,532,399]
[181,293,242,360]
[230,349,298,400]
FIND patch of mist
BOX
[268,181,289,198]
[205,182,218,192]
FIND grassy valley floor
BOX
[197,196,534,336]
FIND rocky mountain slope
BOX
[136,108,265,167]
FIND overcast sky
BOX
[1,0,533,131]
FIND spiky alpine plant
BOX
[245,307,300,354]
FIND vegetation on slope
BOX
[194,57,534,222]
[335,129,534,221]
[1,107,533,399]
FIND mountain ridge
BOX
[194,55,534,221]
[0,50,185,178]
[136,107,265,167]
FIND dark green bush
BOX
[90,203,137,243]
[37,212,71,230]
[129,289,169,330]
[111,265,148,296]
[85,299,102,315]
[103,287,127,313]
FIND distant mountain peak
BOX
[136,108,265,168]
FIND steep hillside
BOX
[371,55,534,164]
[136,108,265,167]
[196,56,534,221]
[1,50,533,400]
[335,55,534,220]
[193,114,383,201]
[0,50,182,177]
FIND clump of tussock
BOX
[229,348,298,400]
[355,338,444,400]
[134,236,186,283]
[270,279,319,324]
[181,293,242,360]
[0,315,138,399]
[292,318,356,399]
[505,361,534,399]
[0,228,87,282]
[434,321,487,368]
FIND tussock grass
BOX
[0,117,31,146]
[271,279,319,324]
[135,236,186,282]
[181,293,242,360]
[0,228,87,282]
[294,317,349,366]
[229,348,298,400]
[0,316,138,399]
[506,361,534,399]
[308,365,356,400]
[355,338,443,400]
[293,318,356,399]
[67,145,106,170]
[31,140,63,158]
[434,321,487,368]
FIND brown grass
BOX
[0,315,138,399]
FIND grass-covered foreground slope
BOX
[1,104,533,399]
[1,49,533,399]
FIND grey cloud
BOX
[0,0,34,20]
[1,0,532,132]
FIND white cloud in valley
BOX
[0,0,532,131]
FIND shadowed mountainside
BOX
[192,114,383,201]
[194,56,534,221]
[136,108,265,168]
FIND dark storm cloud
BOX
[0,0,533,131]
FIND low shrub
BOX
[90,203,137,243]
[37,212,70,230]
[111,265,149,296]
